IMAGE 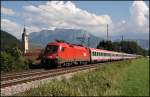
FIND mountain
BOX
[1,30,23,51]
[29,28,103,48]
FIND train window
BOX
[92,52,94,56]
[102,53,103,56]
[104,53,106,56]
[61,47,65,52]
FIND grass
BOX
[118,58,149,96]
[16,58,149,96]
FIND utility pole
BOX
[107,24,109,41]
[120,35,124,52]
[87,37,90,47]
[86,33,90,47]
[121,35,124,59]
[121,35,123,42]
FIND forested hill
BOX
[0,30,23,51]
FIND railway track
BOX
[1,64,98,88]
[1,69,44,80]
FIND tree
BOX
[97,40,113,50]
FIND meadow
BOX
[16,58,149,96]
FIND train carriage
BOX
[89,48,137,63]
[90,48,113,63]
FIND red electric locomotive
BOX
[41,41,90,68]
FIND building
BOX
[22,26,28,54]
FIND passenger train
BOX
[41,41,139,68]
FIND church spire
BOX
[23,25,27,35]
[22,25,29,54]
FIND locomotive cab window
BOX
[61,47,65,52]
[45,45,58,54]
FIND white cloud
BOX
[1,7,15,16]
[23,1,112,37]
[1,19,40,39]
[1,19,21,38]
[130,1,149,32]
[111,1,149,38]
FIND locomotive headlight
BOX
[43,56,45,58]
[55,55,59,62]
[55,55,59,59]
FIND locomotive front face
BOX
[41,44,59,66]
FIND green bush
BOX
[36,49,44,60]
[5,47,22,59]
[0,47,29,73]
[0,51,15,72]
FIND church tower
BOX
[22,26,28,54]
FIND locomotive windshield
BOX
[45,45,58,54]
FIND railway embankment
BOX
[15,58,149,96]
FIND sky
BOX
[1,1,149,40]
